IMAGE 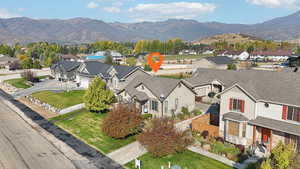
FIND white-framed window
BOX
[151,100,158,111]
[287,106,300,122]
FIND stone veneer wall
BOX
[25,95,60,113]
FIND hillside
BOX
[0,10,300,44]
[195,33,263,45]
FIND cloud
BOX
[103,7,121,13]
[128,2,216,21]
[0,9,20,18]
[87,2,99,9]
[246,0,300,8]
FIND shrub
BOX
[137,118,194,157]
[215,137,224,143]
[270,142,295,169]
[201,130,209,139]
[246,161,261,169]
[32,60,42,69]
[181,107,189,116]
[191,109,202,116]
[144,64,152,71]
[177,113,185,120]
[21,70,39,82]
[208,92,216,98]
[260,159,272,169]
[235,144,245,154]
[102,104,142,139]
[142,114,152,120]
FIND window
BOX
[287,106,300,122]
[229,98,245,113]
[242,123,246,137]
[175,98,179,110]
[151,100,158,111]
[228,121,239,136]
[164,101,168,113]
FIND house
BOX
[221,51,249,61]
[59,54,80,61]
[193,56,234,70]
[250,50,293,62]
[179,50,197,55]
[117,75,196,117]
[217,70,300,152]
[76,61,148,92]
[50,60,81,81]
[0,55,19,69]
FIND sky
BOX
[0,0,300,24]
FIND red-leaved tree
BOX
[102,104,142,139]
[137,117,194,157]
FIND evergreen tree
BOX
[84,77,114,113]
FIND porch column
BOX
[253,126,256,145]
[270,130,273,151]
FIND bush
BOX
[208,92,216,98]
[181,107,189,116]
[144,64,152,71]
[191,109,202,116]
[137,118,194,157]
[142,114,152,120]
[177,113,185,120]
[246,161,261,169]
[236,144,245,154]
[21,70,39,82]
[216,137,224,143]
[32,60,42,69]
[102,104,142,139]
[201,131,209,139]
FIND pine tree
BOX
[84,77,114,113]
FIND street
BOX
[0,97,77,169]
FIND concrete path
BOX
[107,141,147,165]
[12,80,81,98]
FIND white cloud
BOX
[103,7,121,13]
[128,2,216,21]
[246,0,300,8]
[0,9,20,18]
[87,2,99,9]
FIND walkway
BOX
[107,141,147,165]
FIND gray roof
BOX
[223,112,249,121]
[112,65,137,79]
[134,91,149,101]
[52,60,81,72]
[185,68,300,106]
[205,56,234,65]
[121,75,181,101]
[249,116,300,136]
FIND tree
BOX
[84,77,114,113]
[270,142,294,169]
[102,104,142,139]
[21,58,33,69]
[21,70,39,82]
[260,159,272,169]
[126,57,137,67]
[104,51,113,65]
[32,60,42,69]
[227,63,237,70]
[137,118,193,157]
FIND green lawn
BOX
[4,76,49,89]
[125,151,233,169]
[31,90,85,109]
[164,54,213,61]
[50,109,136,154]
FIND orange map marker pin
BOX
[147,52,164,72]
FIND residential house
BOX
[193,56,234,70]
[217,70,300,152]
[0,55,19,69]
[117,75,196,117]
[179,50,197,55]
[50,60,81,81]
[223,51,250,61]
[59,54,80,61]
[76,61,148,92]
[250,50,293,62]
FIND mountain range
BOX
[1,10,300,44]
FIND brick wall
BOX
[192,113,219,137]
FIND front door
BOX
[262,128,271,150]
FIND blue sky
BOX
[0,0,300,24]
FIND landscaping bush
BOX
[102,104,142,139]
[177,113,185,120]
[191,109,202,116]
[21,70,39,82]
[201,130,209,139]
[181,106,189,115]
[235,144,245,153]
[142,114,153,120]
[215,137,225,143]
[84,77,114,113]
[208,92,216,98]
[137,117,194,157]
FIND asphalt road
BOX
[0,98,77,169]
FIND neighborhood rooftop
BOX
[205,56,234,65]
[185,68,300,106]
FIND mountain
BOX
[195,33,263,45]
[0,10,300,44]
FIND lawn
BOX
[50,109,136,154]
[31,90,85,109]
[164,54,213,61]
[125,151,233,169]
[4,76,49,89]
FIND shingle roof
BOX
[112,65,137,79]
[223,112,249,121]
[52,60,81,72]
[82,61,112,77]
[121,75,181,101]
[248,116,300,136]
[205,56,234,65]
[185,68,300,106]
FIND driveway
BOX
[0,96,77,169]
[12,80,82,98]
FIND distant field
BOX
[164,54,212,61]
